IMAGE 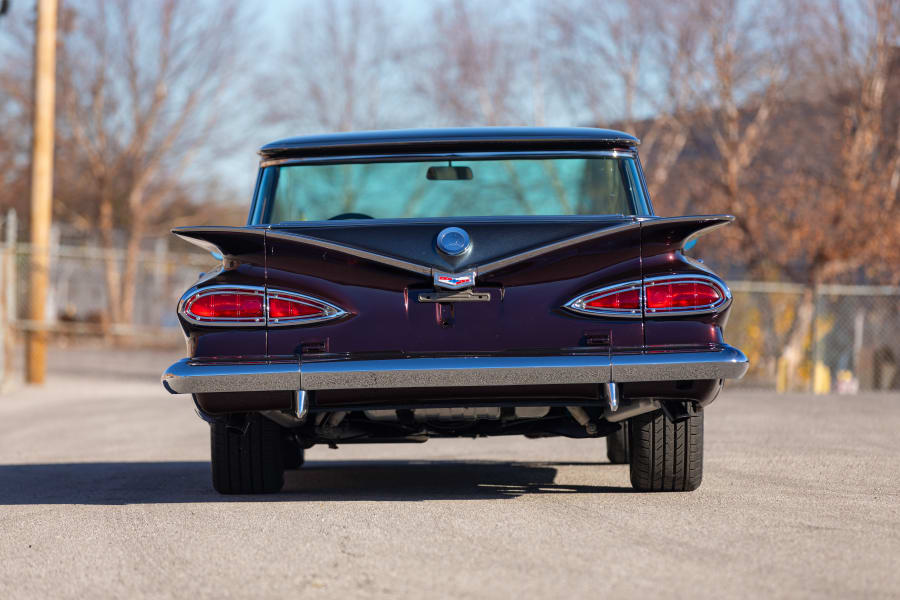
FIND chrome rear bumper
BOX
[162,346,748,395]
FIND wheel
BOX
[628,407,703,492]
[606,422,630,464]
[210,413,285,494]
[283,437,306,470]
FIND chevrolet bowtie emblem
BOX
[434,270,476,290]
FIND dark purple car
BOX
[162,127,748,494]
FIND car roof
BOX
[259,127,640,159]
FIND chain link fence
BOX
[727,282,900,392]
[0,215,898,393]
[0,212,213,355]
[7,241,212,336]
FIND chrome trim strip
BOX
[642,273,732,316]
[477,221,640,277]
[260,150,637,168]
[162,346,748,394]
[301,355,613,390]
[162,359,302,394]
[265,230,433,276]
[564,280,643,318]
[268,222,642,282]
[636,214,735,225]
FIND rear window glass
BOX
[257,156,649,223]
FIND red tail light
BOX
[565,275,729,318]
[643,276,727,314]
[179,286,347,326]
[565,283,642,317]
[267,290,346,325]
[644,280,724,312]
[182,288,265,324]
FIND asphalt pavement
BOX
[0,346,898,599]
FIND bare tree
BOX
[266,0,401,132]
[0,8,35,219]
[417,0,537,126]
[56,0,248,327]
[548,0,701,206]
[681,0,899,388]
[767,0,900,387]
[803,0,900,278]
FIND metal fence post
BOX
[0,214,5,388]
[153,238,167,328]
[811,284,819,394]
[2,210,17,389]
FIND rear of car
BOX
[162,128,748,494]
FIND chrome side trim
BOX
[642,273,732,316]
[265,230,432,276]
[162,359,301,394]
[636,214,735,225]
[477,221,640,276]
[301,355,614,390]
[269,222,642,283]
[161,346,749,395]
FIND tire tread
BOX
[210,414,284,494]
[628,408,703,492]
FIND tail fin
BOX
[640,215,734,252]
[172,226,266,261]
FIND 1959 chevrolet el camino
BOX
[162,127,748,494]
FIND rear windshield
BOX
[253,156,650,223]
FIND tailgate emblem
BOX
[436,227,471,256]
[434,270,476,290]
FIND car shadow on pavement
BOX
[0,460,633,505]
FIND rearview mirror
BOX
[427,166,473,181]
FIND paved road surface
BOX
[0,347,898,599]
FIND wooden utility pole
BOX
[25,0,58,384]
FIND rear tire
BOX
[283,437,306,470]
[628,407,703,492]
[606,423,630,464]
[210,413,285,494]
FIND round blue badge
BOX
[436,227,471,256]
